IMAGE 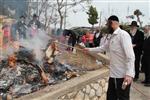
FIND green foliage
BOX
[100,27,109,34]
[120,24,130,33]
[72,28,90,36]
[87,5,98,26]
[100,24,130,34]
[72,29,85,36]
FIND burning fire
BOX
[8,54,17,68]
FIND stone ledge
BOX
[17,68,109,100]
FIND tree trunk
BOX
[58,7,63,30]
[60,16,63,30]
[57,0,64,30]
[92,25,94,33]
[137,15,142,27]
[99,11,102,29]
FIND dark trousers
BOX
[107,77,131,100]
[135,53,141,79]
[142,55,150,83]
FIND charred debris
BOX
[0,42,83,99]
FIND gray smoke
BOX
[19,29,51,63]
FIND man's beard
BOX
[108,26,114,34]
[107,20,114,34]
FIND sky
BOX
[66,0,150,28]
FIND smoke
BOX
[0,25,51,64]
[19,29,51,63]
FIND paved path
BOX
[131,73,150,100]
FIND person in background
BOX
[28,14,41,29]
[2,23,11,49]
[129,21,144,81]
[82,31,94,47]
[85,15,135,100]
[93,29,102,47]
[141,25,150,87]
[28,14,41,37]
[63,29,77,51]
[16,16,27,39]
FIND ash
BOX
[0,47,83,99]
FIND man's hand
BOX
[83,48,89,54]
[132,44,136,48]
[124,75,133,85]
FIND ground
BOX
[131,73,150,100]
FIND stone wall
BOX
[58,77,108,100]
[17,68,109,100]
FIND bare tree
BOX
[27,0,90,30]
[56,0,64,30]
[27,0,59,30]
[44,4,59,29]
[56,0,91,30]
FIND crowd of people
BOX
[84,15,150,100]
[0,13,150,100]
[128,21,150,87]
[64,19,150,89]
[0,14,41,51]
[0,14,41,59]
[63,28,110,51]
[63,15,149,100]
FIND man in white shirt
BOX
[85,15,135,100]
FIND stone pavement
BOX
[131,73,150,100]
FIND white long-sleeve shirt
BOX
[88,27,135,78]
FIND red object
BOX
[82,34,94,44]
[3,26,10,37]
[2,25,11,48]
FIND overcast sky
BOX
[66,0,150,28]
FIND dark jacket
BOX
[93,33,102,47]
[63,30,77,47]
[141,36,150,74]
[28,19,41,29]
[17,21,26,34]
[68,31,77,47]
[143,36,150,56]
[129,30,144,55]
